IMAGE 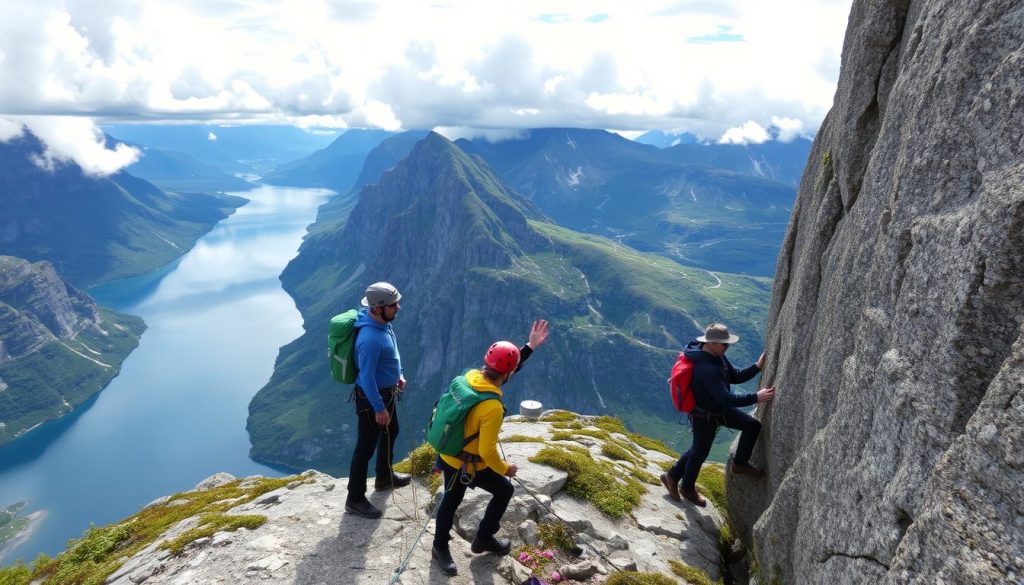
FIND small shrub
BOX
[391,442,437,476]
[537,522,574,553]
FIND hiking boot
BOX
[660,473,681,502]
[374,472,412,490]
[679,487,707,507]
[432,544,458,575]
[344,499,382,519]
[471,535,512,555]
[731,462,765,478]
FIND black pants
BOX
[346,387,399,502]
[433,460,514,550]
[667,406,761,490]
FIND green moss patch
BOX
[504,435,546,443]
[0,476,303,585]
[540,410,578,423]
[601,442,642,466]
[695,464,727,513]
[529,445,645,518]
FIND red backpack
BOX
[668,353,695,413]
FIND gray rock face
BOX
[0,256,98,364]
[728,2,1024,584]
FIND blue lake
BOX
[0,185,332,565]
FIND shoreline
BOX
[0,510,46,566]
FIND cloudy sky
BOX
[0,0,853,174]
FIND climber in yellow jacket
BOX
[431,319,549,576]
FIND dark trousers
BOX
[667,406,761,490]
[433,460,514,550]
[346,387,399,502]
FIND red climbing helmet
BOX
[484,341,520,374]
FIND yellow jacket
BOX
[439,369,509,476]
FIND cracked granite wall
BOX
[727,1,1024,583]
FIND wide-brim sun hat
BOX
[697,322,740,344]
[361,281,401,307]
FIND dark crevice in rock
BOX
[895,508,913,543]
[821,551,892,571]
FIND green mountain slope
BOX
[0,133,246,288]
[247,132,768,473]
[0,256,145,445]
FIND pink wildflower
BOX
[550,570,563,582]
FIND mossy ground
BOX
[0,476,303,585]
[529,443,646,518]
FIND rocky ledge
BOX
[13,413,736,585]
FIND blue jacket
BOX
[354,308,402,412]
[683,340,759,414]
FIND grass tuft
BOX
[504,435,545,443]
[605,571,678,585]
[668,559,723,585]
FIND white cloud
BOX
[0,118,25,141]
[1,115,140,176]
[718,120,770,145]
[771,116,806,142]
[0,0,853,144]
[207,131,217,141]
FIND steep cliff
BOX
[0,131,245,288]
[728,1,1024,584]
[0,256,145,444]
[247,132,770,473]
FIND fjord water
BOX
[0,185,332,565]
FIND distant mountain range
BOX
[247,133,770,473]
[110,138,254,193]
[102,125,339,175]
[0,132,246,288]
[261,129,398,191]
[0,256,144,445]
[457,128,808,276]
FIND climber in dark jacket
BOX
[660,323,776,507]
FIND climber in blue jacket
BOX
[660,323,776,506]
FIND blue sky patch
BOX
[687,25,745,44]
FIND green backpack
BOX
[427,374,501,458]
[328,309,360,383]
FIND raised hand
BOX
[756,387,776,403]
[528,319,550,349]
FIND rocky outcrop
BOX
[728,1,1024,584]
[88,415,727,585]
[0,256,145,444]
[0,256,98,363]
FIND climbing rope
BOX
[388,466,461,584]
